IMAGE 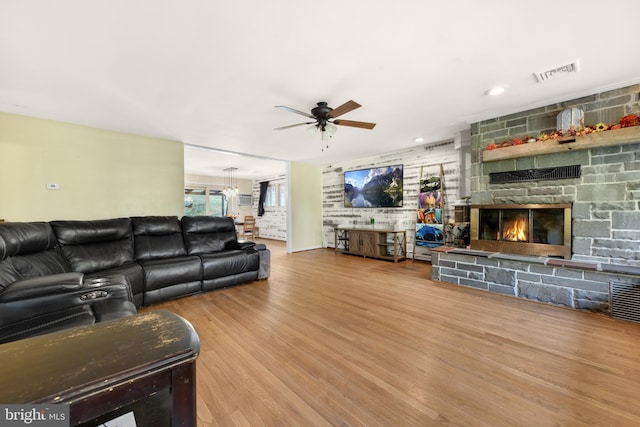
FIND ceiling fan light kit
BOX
[275,100,376,151]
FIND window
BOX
[184,187,227,216]
[208,191,226,216]
[264,183,287,209]
[278,183,287,207]
[264,185,277,207]
[184,188,206,216]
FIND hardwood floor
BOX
[145,240,640,426]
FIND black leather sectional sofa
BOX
[0,215,269,343]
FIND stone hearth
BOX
[431,246,640,313]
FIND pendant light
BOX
[222,167,239,198]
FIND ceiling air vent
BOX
[534,60,581,83]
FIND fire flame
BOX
[502,218,527,241]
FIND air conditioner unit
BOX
[238,194,253,206]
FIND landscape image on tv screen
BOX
[344,165,403,208]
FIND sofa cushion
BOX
[138,255,202,305]
[50,218,134,273]
[138,256,202,291]
[131,216,187,260]
[200,250,260,279]
[181,216,238,255]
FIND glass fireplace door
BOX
[471,204,572,259]
[532,208,565,245]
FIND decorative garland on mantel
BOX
[486,113,640,151]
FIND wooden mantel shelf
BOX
[482,125,640,162]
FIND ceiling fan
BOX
[274,100,376,149]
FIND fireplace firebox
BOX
[470,204,572,259]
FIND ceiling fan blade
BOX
[275,105,315,119]
[333,119,376,130]
[328,100,361,118]
[274,122,315,130]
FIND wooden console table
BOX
[0,310,200,426]
[335,227,406,262]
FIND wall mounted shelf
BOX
[482,126,640,162]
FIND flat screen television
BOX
[344,164,403,208]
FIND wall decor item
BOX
[344,165,403,208]
[556,107,584,132]
[415,164,445,256]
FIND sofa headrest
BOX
[0,222,58,260]
[131,216,182,235]
[181,216,236,234]
[131,216,186,260]
[181,216,237,255]
[50,218,132,245]
[49,219,134,273]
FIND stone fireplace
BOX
[430,84,640,315]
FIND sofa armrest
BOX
[82,275,134,302]
[0,275,137,344]
[0,272,84,302]
[230,240,256,250]
[0,274,134,329]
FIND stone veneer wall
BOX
[471,84,640,267]
[322,141,465,257]
[431,84,640,314]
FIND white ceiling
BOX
[2,1,640,180]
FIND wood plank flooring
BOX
[144,240,640,426]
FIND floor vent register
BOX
[610,281,640,323]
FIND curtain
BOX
[258,181,269,216]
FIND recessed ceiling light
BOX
[414,137,424,143]
[486,86,505,96]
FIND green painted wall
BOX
[288,162,322,252]
[0,112,184,221]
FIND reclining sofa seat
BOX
[0,215,268,343]
[50,218,145,307]
[131,216,202,305]
[0,222,137,343]
[181,216,260,291]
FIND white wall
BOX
[322,140,464,257]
